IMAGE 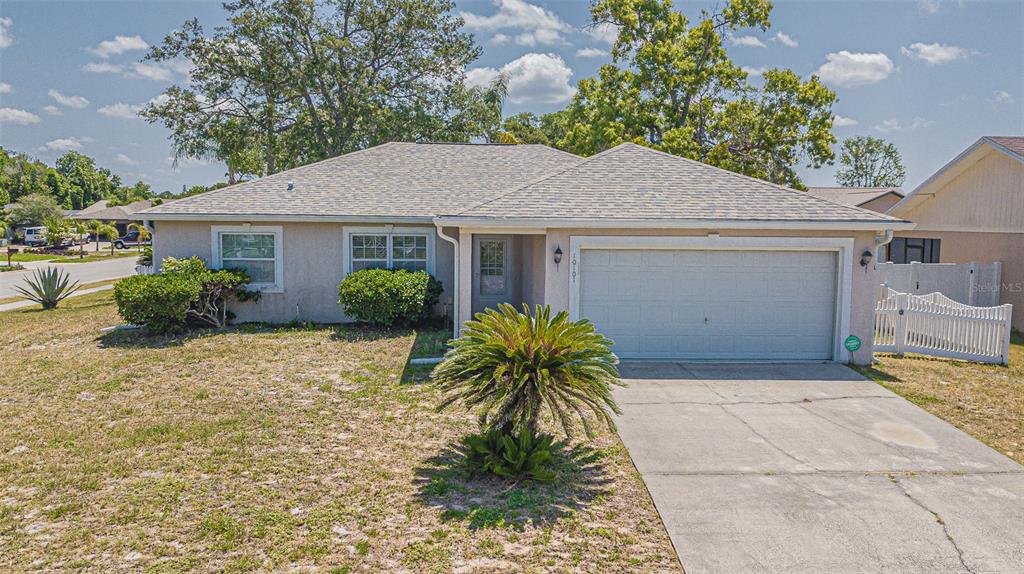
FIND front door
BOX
[473,235,512,315]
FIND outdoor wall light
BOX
[860,249,874,267]
[554,246,563,269]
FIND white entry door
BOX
[579,249,838,360]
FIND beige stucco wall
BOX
[899,151,1023,233]
[893,229,1024,330]
[538,228,880,365]
[151,220,455,323]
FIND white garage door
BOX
[579,249,838,360]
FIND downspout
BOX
[874,229,894,264]
[435,222,459,339]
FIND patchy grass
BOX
[0,293,679,572]
[2,251,56,262]
[49,251,138,263]
[855,332,1024,465]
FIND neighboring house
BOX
[807,187,904,213]
[888,135,1024,330]
[138,142,912,364]
[72,199,154,235]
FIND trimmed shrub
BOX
[338,268,443,327]
[114,274,199,333]
[114,256,257,334]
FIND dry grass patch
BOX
[854,332,1024,465]
[0,292,679,572]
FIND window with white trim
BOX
[211,226,283,291]
[349,232,430,272]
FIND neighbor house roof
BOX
[138,142,580,221]
[806,187,903,208]
[72,199,153,221]
[442,143,909,228]
[889,135,1024,217]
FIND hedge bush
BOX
[114,256,255,334]
[337,268,443,327]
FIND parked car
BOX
[24,227,47,247]
[113,230,151,250]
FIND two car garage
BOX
[572,238,850,362]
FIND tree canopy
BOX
[556,0,837,188]
[835,136,907,188]
[142,0,505,179]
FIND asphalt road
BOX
[0,256,138,298]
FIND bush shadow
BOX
[414,440,612,530]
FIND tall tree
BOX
[561,0,837,188]
[835,136,906,187]
[143,0,493,180]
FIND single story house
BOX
[887,135,1023,330]
[137,142,913,364]
[72,199,154,235]
[807,187,904,213]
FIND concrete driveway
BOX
[615,362,1024,574]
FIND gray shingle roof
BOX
[139,142,580,219]
[806,187,903,207]
[454,143,906,223]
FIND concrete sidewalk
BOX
[615,362,1024,574]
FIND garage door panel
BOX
[579,248,837,360]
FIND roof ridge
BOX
[616,142,908,223]
[451,143,627,217]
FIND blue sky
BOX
[0,0,1021,194]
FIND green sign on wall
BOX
[844,335,862,352]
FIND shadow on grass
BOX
[850,364,901,383]
[400,328,451,385]
[414,441,612,530]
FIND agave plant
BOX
[434,303,622,439]
[14,267,80,310]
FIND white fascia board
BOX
[140,213,435,224]
[433,217,915,232]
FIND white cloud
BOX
[576,47,608,58]
[41,137,84,152]
[742,66,768,77]
[90,35,149,58]
[918,0,942,15]
[131,62,175,82]
[98,102,141,119]
[772,32,798,48]
[874,117,934,133]
[460,0,570,46]
[900,42,970,65]
[114,153,137,165]
[988,90,1014,104]
[83,61,124,74]
[832,115,858,127]
[490,33,511,45]
[729,35,766,48]
[0,107,40,125]
[42,105,62,116]
[0,82,10,94]
[815,51,894,88]
[466,53,575,104]
[48,89,90,109]
[584,22,619,45]
[0,17,12,49]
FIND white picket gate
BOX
[874,287,1013,364]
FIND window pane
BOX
[222,234,274,259]
[352,260,389,271]
[479,240,505,295]
[224,259,276,284]
[352,235,387,260]
[392,235,427,261]
[393,260,427,272]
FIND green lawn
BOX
[48,250,138,263]
[2,251,56,262]
[855,332,1024,465]
[0,292,678,572]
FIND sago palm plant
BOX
[434,303,622,439]
[15,267,80,310]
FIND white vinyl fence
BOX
[876,261,1002,307]
[875,287,1013,365]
